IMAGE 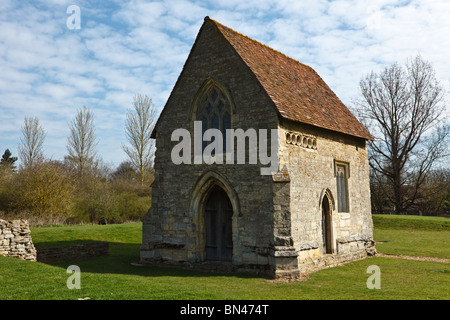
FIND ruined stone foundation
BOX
[0,219,37,261]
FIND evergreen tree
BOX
[0,149,18,170]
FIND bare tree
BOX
[356,55,449,215]
[66,106,97,177]
[122,94,157,185]
[18,117,46,168]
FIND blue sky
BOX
[1,0,449,169]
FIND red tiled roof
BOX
[208,17,373,140]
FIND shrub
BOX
[8,161,75,221]
[68,182,151,225]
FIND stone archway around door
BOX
[188,170,240,263]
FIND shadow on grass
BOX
[35,240,268,280]
[34,239,103,249]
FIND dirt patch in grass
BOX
[376,253,450,263]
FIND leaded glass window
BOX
[336,164,349,212]
[197,86,231,153]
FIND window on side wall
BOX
[334,161,349,212]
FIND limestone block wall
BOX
[0,219,36,261]
[278,119,375,272]
[141,20,280,273]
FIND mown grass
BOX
[0,215,448,300]
[372,214,449,231]
[373,214,450,259]
[1,254,448,300]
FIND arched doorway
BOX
[322,195,332,254]
[204,186,233,261]
[189,170,240,263]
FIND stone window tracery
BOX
[197,85,232,153]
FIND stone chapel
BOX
[140,17,376,278]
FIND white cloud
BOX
[0,0,449,168]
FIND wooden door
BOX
[205,187,233,261]
[322,196,332,253]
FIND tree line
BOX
[1,56,448,223]
[0,94,157,226]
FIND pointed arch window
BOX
[197,85,232,153]
[334,161,350,212]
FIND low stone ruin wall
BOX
[36,242,109,262]
[0,219,109,263]
[0,219,37,261]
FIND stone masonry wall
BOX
[37,242,109,263]
[141,19,280,275]
[0,219,36,261]
[278,119,376,274]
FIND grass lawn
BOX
[373,215,450,259]
[0,215,448,300]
